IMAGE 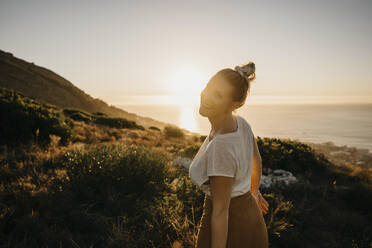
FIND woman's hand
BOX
[251,190,269,215]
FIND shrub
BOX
[63,108,145,130]
[93,112,107,116]
[94,116,144,129]
[58,143,170,218]
[200,135,207,142]
[164,125,184,139]
[49,143,174,246]
[63,108,93,122]
[257,136,330,177]
[0,87,74,147]
[149,126,160,131]
[178,144,200,158]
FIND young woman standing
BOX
[189,62,269,248]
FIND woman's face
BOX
[199,75,238,118]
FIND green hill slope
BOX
[0,49,176,131]
[0,87,144,147]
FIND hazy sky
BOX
[1,0,371,105]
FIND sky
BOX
[1,0,371,105]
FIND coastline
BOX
[303,140,372,169]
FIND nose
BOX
[201,90,209,104]
[200,90,210,107]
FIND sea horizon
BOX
[116,102,372,153]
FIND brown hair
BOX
[214,62,256,111]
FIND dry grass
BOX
[70,121,203,162]
[3,120,370,247]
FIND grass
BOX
[0,88,371,247]
[1,133,370,247]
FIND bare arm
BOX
[250,135,269,214]
[209,175,234,248]
[250,135,262,194]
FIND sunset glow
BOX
[167,66,206,92]
[179,106,198,132]
[2,1,371,105]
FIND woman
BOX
[188,62,269,248]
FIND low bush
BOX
[257,136,330,177]
[63,108,145,130]
[149,126,160,131]
[178,144,200,158]
[164,125,184,139]
[0,143,178,247]
[0,87,74,147]
[63,108,93,122]
[94,116,144,129]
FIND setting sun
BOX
[167,66,205,94]
[165,65,208,105]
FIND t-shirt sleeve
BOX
[206,138,237,178]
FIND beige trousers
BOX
[195,191,269,248]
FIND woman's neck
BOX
[208,113,237,136]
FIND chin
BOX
[199,106,212,117]
[199,108,205,117]
[199,106,206,116]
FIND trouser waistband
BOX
[206,190,252,201]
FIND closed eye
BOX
[216,91,222,98]
[204,83,222,98]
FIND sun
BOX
[165,65,208,105]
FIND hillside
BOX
[0,87,146,148]
[0,88,371,247]
[0,49,190,132]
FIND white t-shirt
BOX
[188,115,254,198]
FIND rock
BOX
[260,169,298,189]
[260,175,273,188]
[173,156,193,169]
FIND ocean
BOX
[117,103,372,152]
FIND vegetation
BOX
[164,125,185,139]
[0,88,371,247]
[0,143,175,247]
[149,126,161,131]
[257,136,331,178]
[0,87,145,149]
[63,108,145,130]
[178,144,201,158]
[0,87,74,147]
[255,137,372,248]
[94,116,144,130]
[200,135,207,142]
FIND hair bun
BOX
[234,62,256,81]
